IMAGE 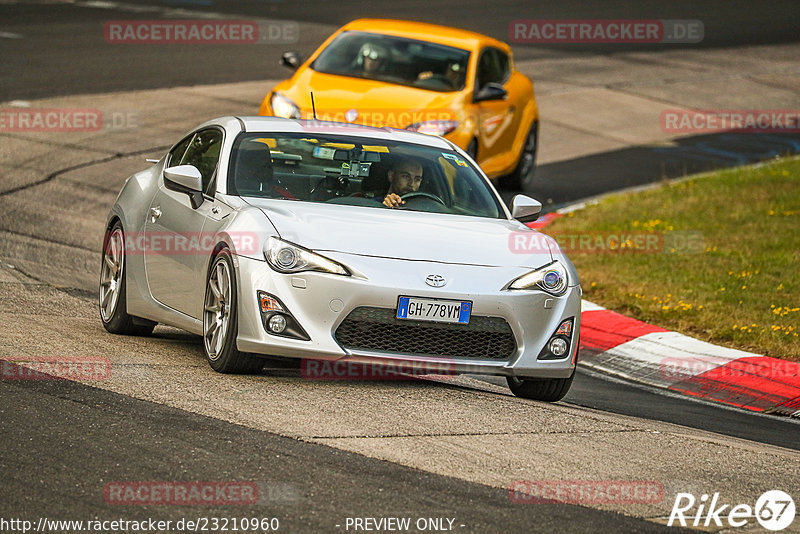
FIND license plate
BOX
[396,296,472,324]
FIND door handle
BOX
[149,206,162,223]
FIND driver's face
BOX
[388,163,423,196]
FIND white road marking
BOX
[581,299,606,312]
[0,31,23,39]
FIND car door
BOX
[144,128,223,318]
[474,48,519,171]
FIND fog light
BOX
[268,314,288,333]
[548,337,568,357]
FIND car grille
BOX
[334,307,517,360]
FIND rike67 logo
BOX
[668,490,795,531]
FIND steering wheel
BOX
[400,191,447,207]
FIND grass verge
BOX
[545,156,800,361]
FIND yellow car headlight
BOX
[270,92,301,119]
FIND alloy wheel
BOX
[99,228,124,322]
[204,257,232,360]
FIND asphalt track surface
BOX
[1,367,685,533]
[1,1,800,532]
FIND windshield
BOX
[227,132,503,219]
[311,31,470,92]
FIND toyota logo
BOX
[425,274,446,287]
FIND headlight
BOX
[406,120,459,136]
[508,261,569,295]
[264,237,349,275]
[270,93,301,119]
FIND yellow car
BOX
[259,19,539,189]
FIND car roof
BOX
[234,116,456,149]
[340,18,510,52]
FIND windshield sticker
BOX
[442,153,468,167]
[313,146,336,160]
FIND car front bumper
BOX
[234,253,581,379]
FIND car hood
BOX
[281,69,464,128]
[247,199,554,268]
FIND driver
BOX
[383,158,423,208]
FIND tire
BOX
[99,222,157,336]
[506,370,574,402]
[500,121,538,191]
[203,249,264,374]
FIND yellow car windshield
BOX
[311,31,470,92]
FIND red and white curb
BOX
[524,212,800,417]
[578,301,800,417]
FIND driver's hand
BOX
[382,193,405,208]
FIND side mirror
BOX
[164,165,204,208]
[280,51,302,70]
[474,82,507,103]
[510,194,542,223]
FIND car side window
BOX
[177,129,223,196]
[167,135,192,168]
[476,47,509,89]
[494,49,510,84]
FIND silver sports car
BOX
[100,116,581,401]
